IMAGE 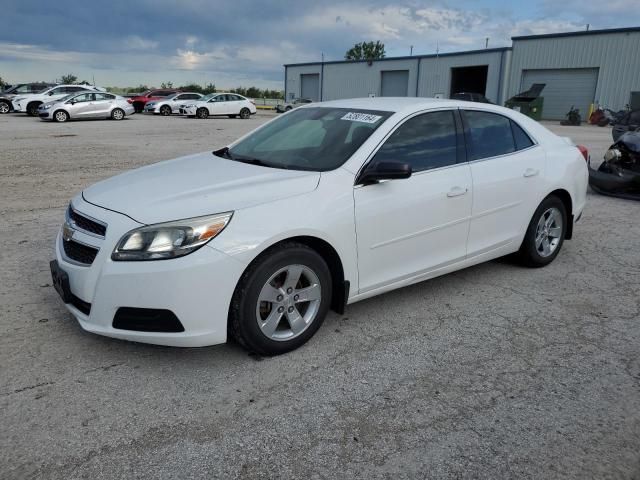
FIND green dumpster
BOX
[505,83,545,121]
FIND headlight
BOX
[42,104,52,110]
[112,212,232,261]
[147,102,155,107]
[604,148,621,162]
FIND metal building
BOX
[284,26,640,120]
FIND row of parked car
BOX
[0,83,258,122]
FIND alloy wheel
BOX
[255,264,322,341]
[0,102,9,114]
[55,111,68,122]
[112,109,124,120]
[535,207,563,257]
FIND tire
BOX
[111,108,125,120]
[27,102,41,116]
[240,108,251,119]
[229,242,332,355]
[0,100,10,114]
[160,105,172,116]
[196,107,209,119]
[517,195,567,267]
[53,110,69,123]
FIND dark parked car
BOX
[0,83,56,114]
[451,92,494,104]
[612,109,640,141]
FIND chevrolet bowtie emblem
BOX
[62,223,74,242]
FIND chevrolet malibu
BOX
[51,98,588,355]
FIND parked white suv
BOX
[51,98,588,355]
[13,85,106,116]
[180,93,256,119]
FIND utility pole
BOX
[586,24,590,31]
[410,45,413,56]
[485,37,489,49]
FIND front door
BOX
[354,110,472,293]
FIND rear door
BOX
[87,93,114,117]
[463,109,545,257]
[354,109,472,292]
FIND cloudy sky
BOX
[1,0,638,89]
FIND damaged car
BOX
[589,131,640,200]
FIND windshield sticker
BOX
[341,112,383,124]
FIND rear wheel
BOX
[518,195,567,267]
[229,242,332,355]
[159,105,172,116]
[240,108,251,119]
[53,110,69,122]
[27,102,41,116]
[196,107,209,119]
[111,108,125,120]
[0,101,10,114]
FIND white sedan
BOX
[179,92,256,119]
[50,98,588,355]
[143,92,204,115]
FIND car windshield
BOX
[225,107,393,171]
[200,93,216,101]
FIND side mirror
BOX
[357,161,412,185]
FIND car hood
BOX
[83,152,321,225]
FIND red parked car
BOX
[127,89,181,113]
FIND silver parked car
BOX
[276,97,313,113]
[144,92,204,115]
[38,92,135,122]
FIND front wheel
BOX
[27,102,41,116]
[159,105,172,116]
[517,196,567,267]
[54,110,69,122]
[111,108,125,120]
[196,107,209,119]
[239,108,251,119]
[228,242,332,355]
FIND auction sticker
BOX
[341,112,382,123]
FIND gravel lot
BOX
[1,112,639,479]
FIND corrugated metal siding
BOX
[521,68,599,119]
[381,70,410,96]
[322,59,419,100]
[417,50,506,103]
[508,31,640,110]
[285,65,321,100]
[301,74,320,101]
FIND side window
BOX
[372,110,458,173]
[69,86,85,92]
[16,85,32,93]
[94,93,114,101]
[463,110,515,160]
[71,93,90,103]
[511,120,534,150]
[188,94,202,100]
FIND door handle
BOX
[447,186,468,198]
[523,168,539,178]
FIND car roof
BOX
[316,97,487,114]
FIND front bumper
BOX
[52,196,247,347]
[180,106,196,116]
[38,112,50,118]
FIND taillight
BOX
[127,99,133,104]
[577,145,589,162]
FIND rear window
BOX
[463,110,515,160]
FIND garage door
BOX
[521,68,598,120]
[381,70,409,97]
[300,74,320,101]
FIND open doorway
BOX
[450,65,488,97]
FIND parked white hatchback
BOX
[12,84,105,116]
[51,98,588,355]
[38,92,134,122]
[180,92,256,119]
